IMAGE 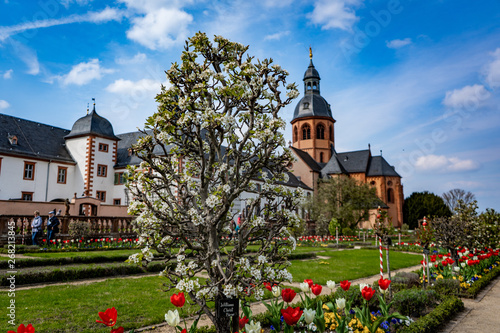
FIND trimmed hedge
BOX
[0,245,138,254]
[287,252,317,260]
[0,254,134,269]
[466,264,500,297]
[398,295,464,333]
[0,261,173,286]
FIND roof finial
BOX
[86,103,89,115]
[92,98,96,112]
[380,149,383,156]
[309,46,313,60]
[368,143,371,151]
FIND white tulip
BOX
[300,282,310,292]
[359,283,369,291]
[272,285,281,298]
[453,266,460,272]
[336,298,346,310]
[245,320,262,333]
[165,309,180,327]
[303,308,315,324]
[326,280,336,290]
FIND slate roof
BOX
[320,148,348,177]
[65,107,120,140]
[290,146,322,172]
[303,60,320,80]
[0,113,74,163]
[293,94,334,121]
[337,149,371,173]
[366,155,401,177]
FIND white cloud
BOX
[9,40,40,75]
[115,52,147,65]
[0,100,9,109]
[308,0,363,31]
[3,69,13,79]
[484,48,500,89]
[386,38,412,49]
[126,7,192,50]
[0,7,123,41]
[264,31,290,41]
[444,180,482,189]
[62,59,113,85]
[442,84,490,109]
[106,78,161,95]
[415,154,480,173]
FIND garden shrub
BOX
[341,227,353,236]
[392,288,438,317]
[398,295,464,333]
[0,254,134,269]
[466,264,500,297]
[392,272,420,288]
[68,220,92,240]
[432,278,460,296]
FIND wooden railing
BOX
[0,215,135,245]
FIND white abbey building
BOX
[0,104,312,217]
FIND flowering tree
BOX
[127,32,303,332]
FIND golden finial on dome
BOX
[309,46,313,59]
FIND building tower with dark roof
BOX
[291,48,336,164]
[290,52,404,229]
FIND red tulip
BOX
[340,280,351,291]
[442,261,448,267]
[170,292,186,308]
[281,306,303,326]
[7,323,35,333]
[378,278,391,291]
[263,282,272,291]
[181,329,187,333]
[239,316,249,329]
[96,307,117,327]
[111,327,124,333]
[311,284,322,296]
[282,288,297,303]
[361,286,376,301]
[304,279,313,287]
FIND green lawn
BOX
[288,249,421,284]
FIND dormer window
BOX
[303,102,309,109]
[8,135,18,145]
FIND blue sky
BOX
[1,0,499,212]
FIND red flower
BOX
[311,284,322,296]
[304,279,313,287]
[7,323,35,333]
[181,330,187,333]
[111,327,124,333]
[281,306,303,326]
[96,307,117,327]
[263,282,272,291]
[438,254,443,259]
[442,261,448,267]
[340,280,351,291]
[282,288,297,303]
[378,278,391,291]
[239,316,249,329]
[361,286,376,301]
[170,292,186,308]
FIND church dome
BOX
[65,104,119,140]
[293,94,333,120]
[304,61,320,80]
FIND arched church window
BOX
[320,152,324,163]
[370,181,376,186]
[387,188,394,203]
[316,124,325,139]
[307,83,312,90]
[302,124,311,140]
[293,126,298,142]
[313,83,317,90]
[329,125,333,141]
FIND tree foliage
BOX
[442,188,476,211]
[402,191,451,229]
[308,176,380,234]
[127,33,303,332]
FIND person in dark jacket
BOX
[47,210,60,242]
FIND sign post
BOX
[217,298,239,332]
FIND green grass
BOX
[0,275,195,333]
[288,249,421,284]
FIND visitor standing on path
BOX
[47,210,60,242]
[31,211,42,245]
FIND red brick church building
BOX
[289,52,404,228]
